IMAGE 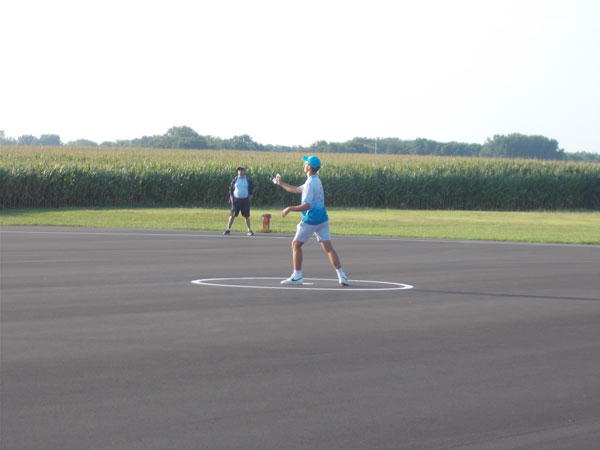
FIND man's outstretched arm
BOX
[274,175,302,194]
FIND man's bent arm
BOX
[282,203,310,217]
[286,203,311,212]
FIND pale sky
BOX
[1,0,599,153]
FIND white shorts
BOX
[294,220,331,243]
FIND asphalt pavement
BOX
[1,226,599,450]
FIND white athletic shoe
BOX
[280,276,303,285]
[338,275,350,286]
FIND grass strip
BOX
[1,207,599,245]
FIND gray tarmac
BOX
[1,226,599,450]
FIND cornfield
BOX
[1,147,599,210]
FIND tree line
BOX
[1,127,598,162]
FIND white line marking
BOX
[191,277,414,291]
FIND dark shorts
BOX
[231,197,250,218]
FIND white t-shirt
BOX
[299,175,328,225]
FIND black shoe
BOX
[223,230,230,235]
[247,230,254,236]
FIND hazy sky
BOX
[2,0,599,152]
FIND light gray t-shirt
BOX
[299,175,328,225]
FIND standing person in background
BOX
[224,167,254,236]
[274,155,349,286]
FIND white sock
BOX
[336,268,346,278]
[293,270,302,279]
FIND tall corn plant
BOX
[1,147,599,210]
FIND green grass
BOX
[1,207,599,245]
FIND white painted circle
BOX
[191,277,413,291]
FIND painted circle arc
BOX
[191,277,413,291]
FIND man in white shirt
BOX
[224,167,254,236]
[274,155,349,286]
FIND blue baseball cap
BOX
[302,155,321,168]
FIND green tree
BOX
[439,142,482,156]
[0,130,16,145]
[166,126,199,139]
[17,135,37,145]
[346,137,376,153]
[37,134,62,146]
[411,138,438,155]
[482,134,563,160]
[227,134,261,150]
[309,140,330,153]
[564,151,600,162]
[164,126,208,149]
[66,139,98,147]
